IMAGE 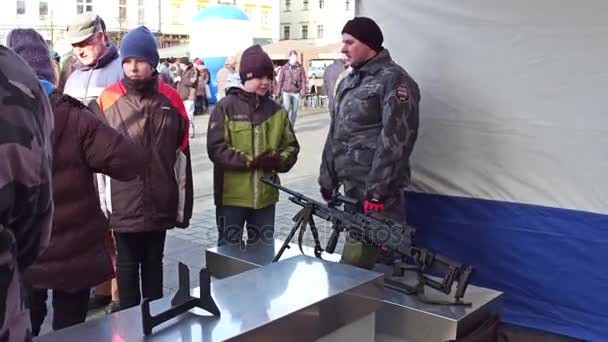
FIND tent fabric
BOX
[357,0,608,340]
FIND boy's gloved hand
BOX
[253,152,282,171]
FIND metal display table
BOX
[206,240,503,342]
[35,255,384,342]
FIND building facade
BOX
[279,0,355,45]
[0,0,279,54]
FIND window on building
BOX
[138,0,145,24]
[172,0,183,24]
[16,0,25,15]
[303,0,309,10]
[284,0,290,11]
[244,5,255,18]
[319,0,324,9]
[39,0,48,15]
[261,11,269,26]
[76,0,93,14]
[301,25,308,39]
[345,0,350,10]
[196,0,208,11]
[283,25,290,40]
[119,0,127,21]
[317,24,323,39]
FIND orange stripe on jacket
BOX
[97,82,126,112]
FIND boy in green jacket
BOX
[207,44,300,246]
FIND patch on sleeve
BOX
[396,85,410,102]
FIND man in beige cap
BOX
[63,12,124,313]
[63,12,123,107]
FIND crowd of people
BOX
[0,12,419,342]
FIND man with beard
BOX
[319,17,421,269]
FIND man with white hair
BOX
[63,13,123,107]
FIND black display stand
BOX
[141,263,220,335]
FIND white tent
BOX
[357,1,608,341]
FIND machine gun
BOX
[261,176,474,305]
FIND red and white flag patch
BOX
[396,85,409,102]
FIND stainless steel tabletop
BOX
[36,255,384,342]
[206,239,504,341]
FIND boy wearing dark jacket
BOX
[97,26,194,310]
[207,44,300,246]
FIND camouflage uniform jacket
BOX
[0,45,54,342]
[319,49,420,201]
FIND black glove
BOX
[320,188,334,202]
[253,152,282,171]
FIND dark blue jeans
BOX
[216,205,275,246]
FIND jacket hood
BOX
[225,72,246,92]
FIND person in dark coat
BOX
[193,58,209,114]
[7,28,143,335]
[0,44,53,342]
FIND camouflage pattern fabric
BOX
[319,49,419,268]
[319,49,420,199]
[0,45,54,342]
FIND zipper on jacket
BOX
[83,68,94,103]
[251,121,259,209]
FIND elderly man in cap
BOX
[63,12,124,312]
[63,12,123,107]
[319,17,421,269]
[277,50,307,126]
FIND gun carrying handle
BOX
[333,195,359,207]
[326,228,340,254]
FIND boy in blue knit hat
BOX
[97,26,194,311]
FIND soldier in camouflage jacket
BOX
[319,17,420,269]
[0,45,54,342]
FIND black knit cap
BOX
[239,44,274,82]
[341,17,384,53]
